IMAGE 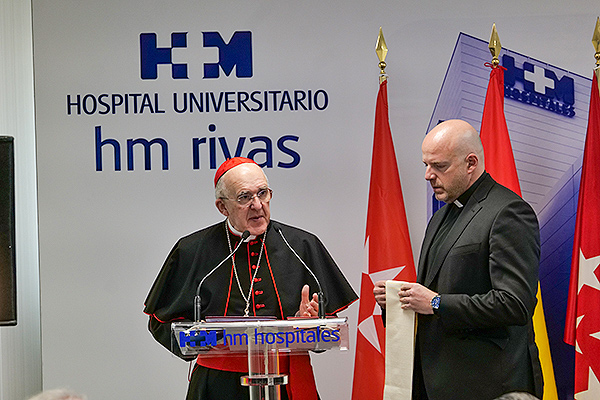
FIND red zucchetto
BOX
[214,157,258,187]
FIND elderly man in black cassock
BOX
[144,157,358,400]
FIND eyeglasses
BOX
[222,188,272,206]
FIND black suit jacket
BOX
[415,173,543,400]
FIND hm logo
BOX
[179,330,218,348]
[502,54,574,106]
[140,31,253,80]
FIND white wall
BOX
[0,0,42,399]
[3,1,599,400]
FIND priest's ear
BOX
[466,153,479,173]
[215,199,230,217]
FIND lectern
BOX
[172,317,349,400]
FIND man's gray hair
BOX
[494,392,539,400]
[28,389,86,400]
[215,175,228,200]
[214,164,269,200]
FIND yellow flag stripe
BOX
[533,282,558,400]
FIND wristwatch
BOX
[430,294,441,311]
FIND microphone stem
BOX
[275,224,326,318]
[194,229,250,322]
[318,291,325,319]
[194,295,202,323]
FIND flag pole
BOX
[488,23,501,68]
[484,23,559,400]
[352,27,416,400]
[593,17,600,78]
[564,16,600,398]
[481,24,521,196]
[376,27,388,84]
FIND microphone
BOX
[194,230,250,322]
[273,223,326,319]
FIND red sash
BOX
[196,352,318,399]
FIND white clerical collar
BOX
[453,199,464,208]
[227,220,256,241]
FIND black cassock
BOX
[144,220,358,400]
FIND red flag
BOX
[481,63,558,400]
[564,70,600,397]
[351,79,416,399]
[480,65,521,195]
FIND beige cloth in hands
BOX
[383,280,416,400]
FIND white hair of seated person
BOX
[28,389,86,400]
[494,392,539,400]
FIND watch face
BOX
[431,295,441,309]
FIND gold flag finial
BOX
[489,23,502,67]
[376,27,388,83]
[592,17,600,68]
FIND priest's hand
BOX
[374,280,387,309]
[398,282,437,315]
[295,284,319,317]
